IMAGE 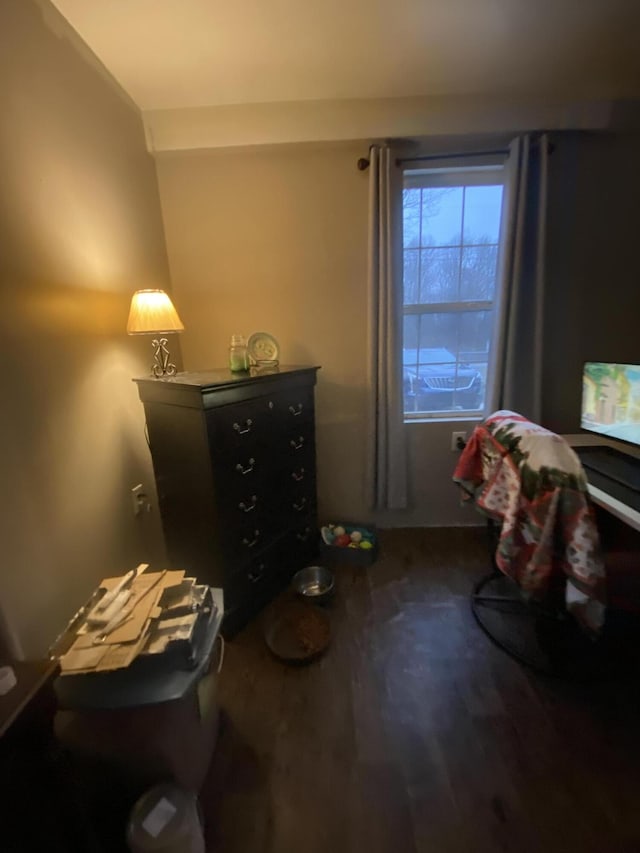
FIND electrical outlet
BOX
[131,483,146,516]
[451,431,467,452]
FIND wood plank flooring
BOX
[201,527,640,853]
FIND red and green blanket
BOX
[453,411,605,630]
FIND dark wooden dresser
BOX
[134,366,320,635]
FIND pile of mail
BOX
[58,564,216,675]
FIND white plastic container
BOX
[127,784,204,853]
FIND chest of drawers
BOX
[134,366,320,635]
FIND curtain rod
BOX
[397,137,554,168]
[397,148,509,166]
[357,148,507,171]
[358,139,553,171]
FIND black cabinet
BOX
[134,366,320,635]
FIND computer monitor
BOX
[581,362,640,448]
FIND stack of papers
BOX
[59,566,214,675]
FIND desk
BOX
[564,434,640,533]
[586,483,640,533]
[566,434,640,615]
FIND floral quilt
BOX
[453,410,606,630]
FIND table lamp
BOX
[127,289,184,377]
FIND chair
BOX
[453,410,608,677]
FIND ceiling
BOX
[49,0,640,112]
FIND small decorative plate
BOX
[248,332,279,364]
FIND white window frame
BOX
[402,157,507,422]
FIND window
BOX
[402,162,506,420]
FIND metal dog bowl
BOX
[291,566,335,604]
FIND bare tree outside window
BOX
[402,168,505,418]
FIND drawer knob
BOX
[239,495,258,513]
[292,497,308,512]
[289,403,304,416]
[235,458,256,475]
[295,527,312,542]
[290,436,305,451]
[248,563,266,583]
[291,468,305,482]
[233,419,253,435]
[242,530,261,548]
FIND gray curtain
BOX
[365,145,408,510]
[489,134,549,422]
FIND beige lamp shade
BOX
[127,289,184,335]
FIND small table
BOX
[0,659,58,739]
[0,659,87,850]
[53,587,224,793]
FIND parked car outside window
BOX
[403,348,483,414]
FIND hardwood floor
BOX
[201,527,640,853]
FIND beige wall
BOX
[156,144,371,523]
[0,0,170,657]
[156,144,481,529]
[156,130,640,533]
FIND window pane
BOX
[403,189,421,248]
[414,311,492,364]
[403,249,420,304]
[402,164,505,418]
[419,247,460,303]
[421,187,462,245]
[403,315,419,359]
[402,311,491,414]
[457,362,488,412]
[458,311,493,362]
[463,185,503,243]
[417,312,458,356]
[403,315,420,413]
[460,244,498,301]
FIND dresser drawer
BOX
[218,487,269,529]
[273,476,317,529]
[268,385,315,431]
[279,517,320,568]
[222,519,270,566]
[207,396,277,451]
[211,447,273,505]
[206,385,315,453]
[280,428,315,467]
[214,439,315,523]
[272,437,315,483]
[225,518,319,607]
[217,487,291,554]
[211,398,315,513]
[225,548,279,608]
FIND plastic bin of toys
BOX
[319,522,378,567]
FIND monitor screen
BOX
[581,362,640,448]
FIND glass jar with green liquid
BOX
[229,335,249,372]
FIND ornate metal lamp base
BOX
[151,337,178,377]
